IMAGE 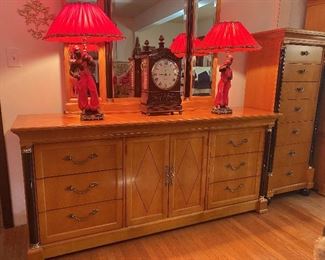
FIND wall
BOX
[219,0,307,108]
[0,0,63,225]
[135,22,185,49]
[113,20,134,62]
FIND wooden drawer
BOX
[39,200,123,244]
[37,170,123,212]
[276,121,314,146]
[281,82,319,100]
[208,152,262,183]
[269,163,308,190]
[210,128,264,156]
[285,45,323,64]
[282,64,321,82]
[207,177,260,209]
[279,99,316,122]
[35,140,123,178]
[273,143,310,168]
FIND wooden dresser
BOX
[305,0,325,196]
[245,28,325,198]
[12,101,277,259]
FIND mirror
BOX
[111,0,186,98]
[192,0,216,96]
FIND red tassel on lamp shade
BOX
[170,33,208,58]
[201,21,261,53]
[44,2,124,43]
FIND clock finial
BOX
[143,40,150,53]
[159,35,165,49]
[133,37,141,57]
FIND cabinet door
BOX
[169,132,208,217]
[126,135,169,226]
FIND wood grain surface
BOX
[1,191,324,260]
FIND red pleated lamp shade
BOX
[44,2,124,43]
[170,33,207,57]
[201,21,261,53]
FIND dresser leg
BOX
[300,188,311,196]
[27,245,44,260]
[256,196,268,214]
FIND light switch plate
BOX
[6,47,22,67]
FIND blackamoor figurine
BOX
[212,54,233,114]
[70,46,103,120]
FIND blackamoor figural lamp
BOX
[201,21,261,114]
[44,2,124,120]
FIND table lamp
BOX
[201,21,261,114]
[170,33,207,58]
[44,2,124,120]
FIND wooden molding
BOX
[0,103,14,228]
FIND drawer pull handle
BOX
[228,138,248,147]
[63,153,98,165]
[68,209,99,222]
[294,107,303,112]
[296,87,305,93]
[226,162,246,171]
[225,183,244,193]
[292,129,300,135]
[288,150,296,157]
[286,171,294,176]
[297,69,306,74]
[66,182,98,195]
[300,51,309,56]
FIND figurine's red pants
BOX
[215,79,231,107]
[77,71,99,111]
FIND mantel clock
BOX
[140,36,182,115]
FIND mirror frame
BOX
[63,0,221,113]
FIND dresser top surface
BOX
[12,102,279,134]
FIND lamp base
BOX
[211,106,232,114]
[80,110,104,121]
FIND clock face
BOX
[151,58,179,90]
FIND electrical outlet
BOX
[6,48,22,67]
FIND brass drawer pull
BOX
[297,69,306,74]
[226,162,246,171]
[294,106,303,112]
[300,51,309,56]
[68,209,99,222]
[225,183,244,193]
[291,128,300,135]
[286,171,294,176]
[288,150,296,157]
[295,87,305,93]
[63,153,98,165]
[66,182,98,195]
[228,138,248,147]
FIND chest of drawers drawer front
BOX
[281,82,319,100]
[282,64,321,82]
[273,143,310,167]
[39,200,123,244]
[209,152,262,183]
[284,45,323,64]
[37,170,122,212]
[207,176,260,209]
[210,129,264,157]
[276,122,314,146]
[35,140,123,178]
[269,163,308,190]
[279,99,315,122]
